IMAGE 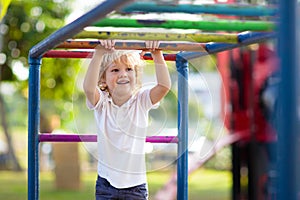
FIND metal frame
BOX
[28,1,134,199]
[277,0,298,199]
[92,18,275,32]
[27,0,298,199]
[120,2,277,16]
[176,54,189,200]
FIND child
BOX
[83,40,171,200]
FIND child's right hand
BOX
[145,40,160,52]
[95,40,115,53]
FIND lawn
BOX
[0,168,231,200]
[0,128,232,199]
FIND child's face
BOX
[104,56,136,97]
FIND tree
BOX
[1,0,79,170]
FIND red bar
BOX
[43,50,177,61]
[143,53,176,61]
[43,50,93,58]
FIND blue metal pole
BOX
[277,0,298,199]
[28,57,41,200]
[176,54,189,200]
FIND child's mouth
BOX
[117,80,129,84]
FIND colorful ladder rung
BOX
[44,31,275,60]
[92,18,275,32]
[56,40,206,51]
[43,50,177,61]
[74,31,239,43]
[39,133,178,143]
[120,2,278,17]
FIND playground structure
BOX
[27,1,299,200]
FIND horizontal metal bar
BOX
[180,31,276,59]
[237,31,276,43]
[43,50,177,61]
[206,31,276,53]
[44,50,93,58]
[120,2,277,17]
[74,31,239,43]
[57,40,206,51]
[29,0,133,58]
[39,134,178,143]
[143,53,176,61]
[92,18,275,31]
[46,31,275,60]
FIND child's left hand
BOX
[145,41,161,52]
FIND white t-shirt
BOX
[87,87,157,188]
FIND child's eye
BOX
[127,67,133,71]
[111,69,119,72]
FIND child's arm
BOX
[146,41,171,104]
[83,40,115,106]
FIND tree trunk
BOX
[0,90,22,171]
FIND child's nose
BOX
[119,70,128,77]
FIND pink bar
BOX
[39,133,178,143]
[146,136,178,143]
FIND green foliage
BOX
[41,58,80,100]
[1,0,81,127]
[2,92,27,127]
[2,0,72,77]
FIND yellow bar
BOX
[74,31,239,43]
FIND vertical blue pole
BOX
[277,0,298,199]
[176,54,189,200]
[28,57,41,200]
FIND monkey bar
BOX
[44,31,275,59]
[92,18,275,32]
[56,40,207,51]
[120,2,277,16]
[39,134,178,143]
[74,31,239,43]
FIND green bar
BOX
[92,18,275,31]
[74,31,238,43]
[121,2,277,17]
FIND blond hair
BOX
[98,50,145,91]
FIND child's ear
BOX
[99,79,107,91]
[99,75,106,83]
[98,77,105,86]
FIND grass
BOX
[0,128,231,199]
[0,169,231,200]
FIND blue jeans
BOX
[95,175,148,200]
